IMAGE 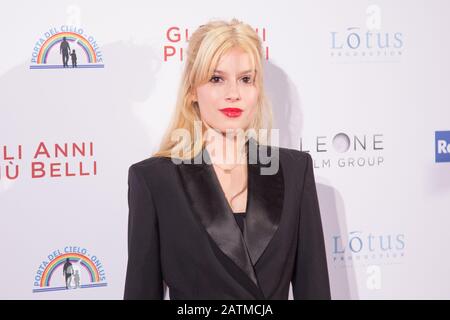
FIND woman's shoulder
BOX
[275,147,315,187]
[275,145,312,166]
[254,144,312,178]
[128,156,177,176]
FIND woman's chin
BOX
[218,126,249,136]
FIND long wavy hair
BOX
[153,18,273,160]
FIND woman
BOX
[124,18,330,300]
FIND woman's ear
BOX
[189,88,197,102]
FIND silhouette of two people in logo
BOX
[63,258,81,289]
[63,258,74,288]
[60,37,77,68]
[70,49,77,68]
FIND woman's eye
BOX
[209,75,253,84]
[210,76,222,83]
[242,76,253,84]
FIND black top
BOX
[233,211,246,233]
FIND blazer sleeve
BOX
[292,152,331,300]
[124,164,164,300]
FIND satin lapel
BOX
[244,142,285,266]
[176,140,285,298]
[176,149,260,291]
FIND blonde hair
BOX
[153,18,273,160]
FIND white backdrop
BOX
[1,0,450,299]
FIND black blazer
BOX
[124,139,331,300]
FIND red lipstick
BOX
[219,108,243,118]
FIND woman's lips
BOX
[219,108,243,118]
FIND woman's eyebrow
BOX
[213,69,255,76]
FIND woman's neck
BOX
[204,128,247,166]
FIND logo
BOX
[435,131,450,163]
[329,5,404,63]
[331,231,406,267]
[33,246,107,293]
[299,132,385,169]
[163,25,270,62]
[0,141,97,181]
[30,26,104,69]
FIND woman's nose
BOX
[225,81,241,101]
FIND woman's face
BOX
[194,46,259,135]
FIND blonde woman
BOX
[124,19,330,300]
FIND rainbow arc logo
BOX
[33,251,107,293]
[30,31,104,69]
